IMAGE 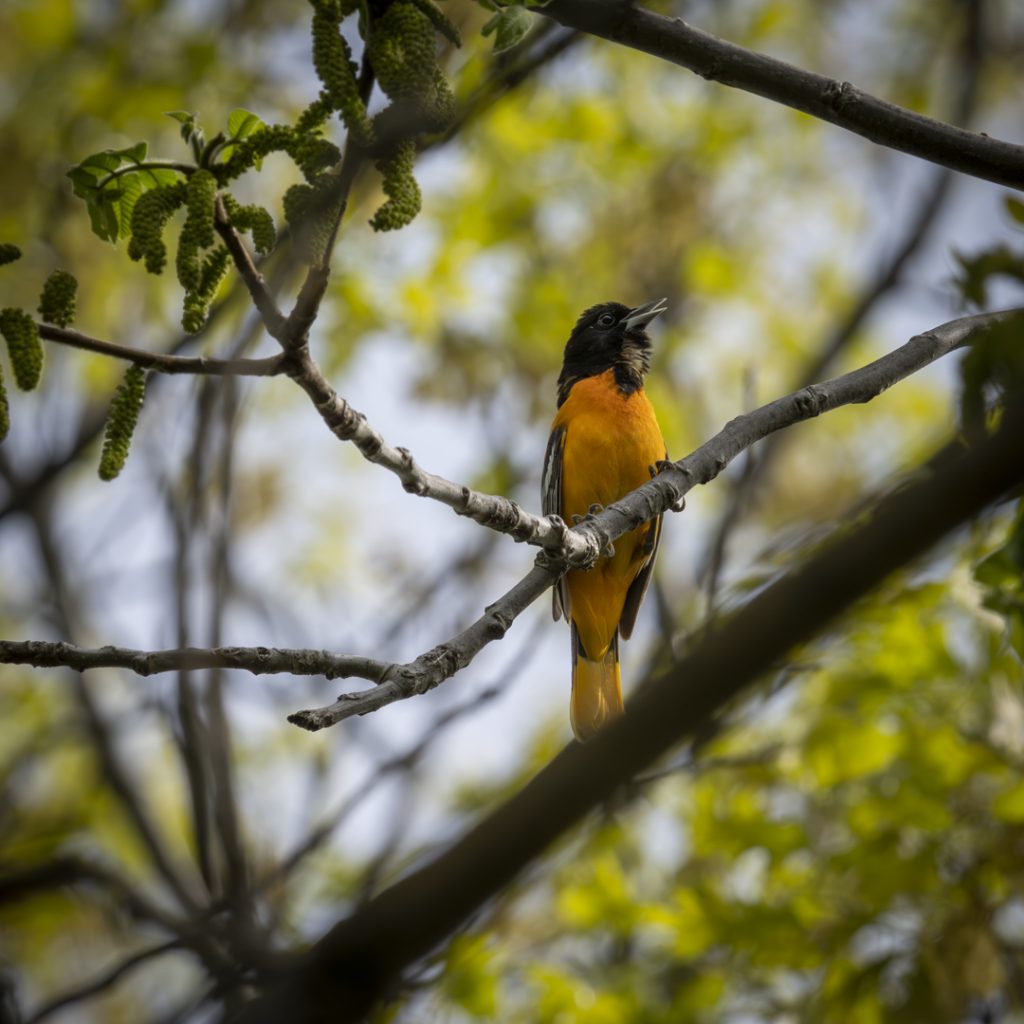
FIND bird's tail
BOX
[570,624,623,742]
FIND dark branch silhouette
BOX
[236,395,1024,1023]
[543,0,1024,189]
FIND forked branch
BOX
[4,309,1018,731]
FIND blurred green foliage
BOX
[0,0,1022,1021]
[408,573,1024,1022]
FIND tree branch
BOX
[0,640,388,681]
[542,0,1024,190]
[214,197,290,342]
[282,344,598,563]
[25,939,186,1024]
[287,563,558,730]
[281,306,1024,727]
[236,396,1024,1024]
[289,309,1020,571]
[37,323,285,376]
[700,0,987,609]
[3,309,1019,731]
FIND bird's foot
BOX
[571,506,614,558]
[649,460,686,512]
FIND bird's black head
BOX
[556,298,667,406]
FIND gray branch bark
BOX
[288,307,1020,728]
[0,640,388,681]
[37,323,285,376]
[542,0,1024,190]
[4,310,1017,731]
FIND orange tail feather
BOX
[570,627,623,741]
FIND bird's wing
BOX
[542,423,569,621]
[618,451,669,640]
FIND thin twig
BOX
[25,939,185,1024]
[0,640,389,681]
[214,197,290,341]
[36,323,285,376]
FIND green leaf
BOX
[481,6,531,51]
[954,245,1024,306]
[67,166,101,198]
[993,781,1024,823]
[1007,196,1024,227]
[220,109,268,167]
[87,198,121,243]
[166,110,200,145]
[166,110,195,126]
[226,108,265,142]
[78,150,122,173]
[123,141,148,164]
[116,173,143,240]
[138,166,182,189]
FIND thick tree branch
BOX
[542,0,1024,190]
[701,0,986,607]
[37,323,285,376]
[236,397,1024,1024]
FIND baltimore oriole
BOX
[542,298,669,741]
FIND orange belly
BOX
[552,370,665,659]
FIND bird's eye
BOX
[597,313,616,328]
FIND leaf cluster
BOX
[957,199,1024,436]
[98,364,147,481]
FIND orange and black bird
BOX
[542,298,669,741]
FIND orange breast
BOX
[552,370,665,658]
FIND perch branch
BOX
[3,311,1019,730]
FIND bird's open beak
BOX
[623,297,668,330]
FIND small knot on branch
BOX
[482,604,513,639]
[825,79,853,111]
[484,497,524,535]
[454,485,475,516]
[395,447,427,494]
[287,709,323,732]
[416,645,461,691]
[697,56,723,82]
[565,526,603,571]
[541,514,571,549]
[321,395,362,440]
[794,385,826,418]
[360,434,384,459]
